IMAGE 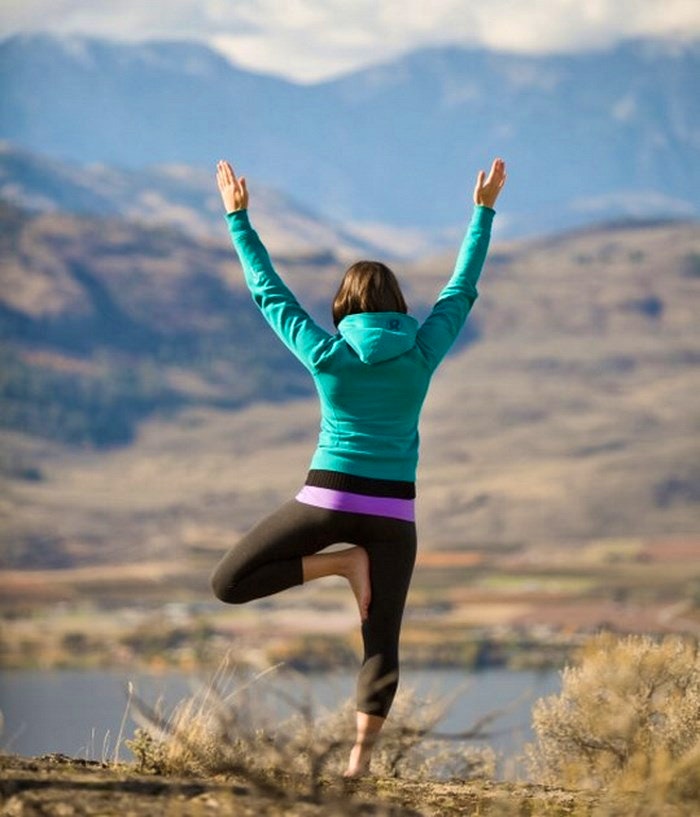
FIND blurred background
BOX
[0,0,698,771]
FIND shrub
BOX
[527,632,700,806]
[125,727,167,774]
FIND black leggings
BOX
[210,499,417,718]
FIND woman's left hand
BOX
[217,160,249,213]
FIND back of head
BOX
[332,260,408,328]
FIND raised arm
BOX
[216,160,332,371]
[416,158,506,371]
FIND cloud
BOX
[2,0,699,82]
[0,0,258,41]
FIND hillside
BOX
[1,34,698,234]
[415,220,700,546]
[1,204,698,567]
[0,200,348,452]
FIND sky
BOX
[2,0,700,82]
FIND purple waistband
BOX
[295,485,415,522]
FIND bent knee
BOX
[210,569,244,604]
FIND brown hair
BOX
[332,260,408,328]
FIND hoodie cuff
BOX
[470,205,495,233]
[225,209,251,231]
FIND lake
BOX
[0,666,561,779]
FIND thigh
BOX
[214,500,356,580]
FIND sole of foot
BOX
[345,546,371,621]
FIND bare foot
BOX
[343,741,373,778]
[343,546,371,622]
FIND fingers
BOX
[216,161,230,190]
[485,158,502,184]
[491,157,507,187]
[500,158,507,187]
[216,159,237,186]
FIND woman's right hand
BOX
[216,160,249,213]
[473,158,507,208]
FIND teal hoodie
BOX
[226,205,495,482]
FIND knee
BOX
[362,619,401,665]
[210,568,244,604]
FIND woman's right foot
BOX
[343,547,371,621]
[343,741,373,777]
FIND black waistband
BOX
[305,469,416,499]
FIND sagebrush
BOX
[527,631,700,808]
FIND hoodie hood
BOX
[338,312,418,364]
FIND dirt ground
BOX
[0,752,597,817]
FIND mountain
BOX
[1,205,698,565]
[0,142,387,258]
[1,34,698,235]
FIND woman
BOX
[211,157,506,777]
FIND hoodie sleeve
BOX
[225,210,333,371]
[416,205,494,371]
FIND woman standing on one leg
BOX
[211,157,507,777]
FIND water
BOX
[0,666,560,779]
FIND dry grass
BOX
[121,656,500,814]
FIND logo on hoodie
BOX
[388,319,400,330]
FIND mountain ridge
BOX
[1,33,698,234]
[0,142,391,257]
